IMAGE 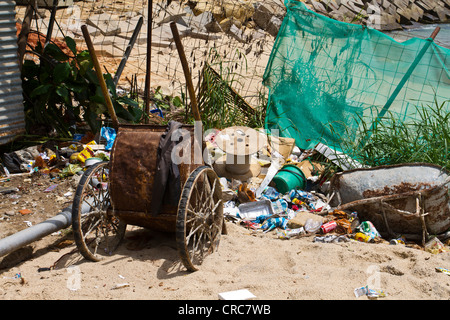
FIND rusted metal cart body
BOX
[71,124,224,271]
[328,163,450,243]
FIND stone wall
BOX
[303,0,450,30]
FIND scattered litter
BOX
[425,237,449,254]
[356,221,380,242]
[101,127,116,151]
[389,235,406,245]
[112,283,130,290]
[238,200,274,221]
[354,285,386,299]
[304,218,322,233]
[0,187,18,194]
[218,289,256,300]
[44,184,58,192]
[261,217,288,232]
[314,235,349,243]
[24,221,33,227]
[435,268,450,276]
[19,209,33,216]
[276,227,305,239]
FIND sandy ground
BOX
[4,3,450,302]
[0,173,449,301]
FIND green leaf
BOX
[53,62,71,84]
[64,36,77,55]
[104,73,117,99]
[44,43,69,62]
[65,81,85,94]
[78,59,93,76]
[55,86,70,104]
[117,96,139,108]
[21,60,39,79]
[172,96,183,108]
[30,84,52,98]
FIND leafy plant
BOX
[21,36,143,137]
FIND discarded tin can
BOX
[276,227,305,239]
[389,236,405,245]
[261,217,288,232]
[354,232,372,243]
[320,221,337,234]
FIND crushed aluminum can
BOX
[320,221,337,234]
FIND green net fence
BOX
[263,0,450,152]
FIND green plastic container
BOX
[272,164,306,194]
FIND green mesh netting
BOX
[263,0,450,151]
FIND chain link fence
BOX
[15,0,286,109]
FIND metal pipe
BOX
[81,24,119,130]
[144,0,153,122]
[0,207,72,258]
[114,16,144,86]
[0,197,96,259]
[44,0,59,46]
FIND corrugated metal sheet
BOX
[0,0,25,145]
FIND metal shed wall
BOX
[0,0,24,145]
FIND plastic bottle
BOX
[304,218,322,233]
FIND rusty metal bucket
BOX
[108,124,202,232]
[328,163,450,241]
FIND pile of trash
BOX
[223,179,371,242]
[209,126,450,254]
[220,164,449,253]
[0,128,116,180]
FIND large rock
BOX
[86,13,121,36]
[309,0,329,14]
[366,12,402,30]
[228,23,248,43]
[187,11,222,33]
[253,2,284,36]
[193,0,223,16]
[266,15,283,37]
[222,0,254,24]
[152,22,191,42]
[252,3,274,30]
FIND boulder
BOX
[152,22,191,42]
[193,0,223,16]
[86,13,121,36]
[222,0,254,24]
[219,17,242,32]
[252,3,274,30]
[266,15,283,37]
[228,23,248,43]
[187,11,222,33]
[308,0,329,14]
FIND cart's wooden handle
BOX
[81,25,119,130]
[170,22,201,122]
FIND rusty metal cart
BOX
[71,125,224,271]
[70,23,224,272]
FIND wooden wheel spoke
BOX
[72,162,126,262]
[176,167,223,271]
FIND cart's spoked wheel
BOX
[176,166,223,271]
[72,161,126,262]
